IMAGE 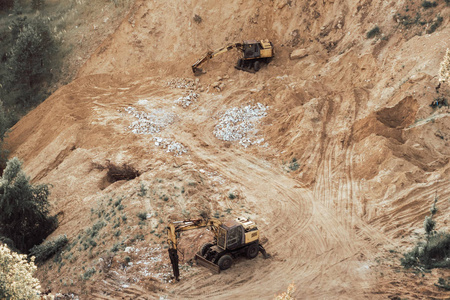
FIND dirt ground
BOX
[5,0,450,299]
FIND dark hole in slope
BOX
[106,162,140,183]
[376,96,418,129]
[93,161,140,189]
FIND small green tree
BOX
[424,196,437,244]
[401,195,450,269]
[0,0,14,10]
[0,158,57,253]
[0,101,9,170]
[5,18,56,107]
[0,243,41,299]
[31,0,44,10]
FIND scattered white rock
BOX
[153,137,188,156]
[213,103,268,148]
[167,78,196,90]
[175,91,199,108]
[125,107,176,134]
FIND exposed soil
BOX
[5,0,450,299]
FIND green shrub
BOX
[0,158,57,252]
[401,196,450,269]
[193,14,202,24]
[137,212,147,221]
[29,235,68,264]
[422,1,437,8]
[0,101,10,169]
[427,15,443,34]
[366,26,380,38]
[87,220,106,238]
[138,182,147,197]
[436,277,450,290]
[288,158,300,171]
[134,234,145,241]
[228,193,236,200]
[82,267,96,280]
[111,242,122,252]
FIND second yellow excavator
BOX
[167,216,269,281]
[192,39,274,75]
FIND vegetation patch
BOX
[288,158,300,171]
[427,15,443,34]
[421,1,437,9]
[436,277,450,290]
[0,158,57,252]
[0,244,40,300]
[29,234,68,264]
[193,14,202,24]
[366,26,380,38]
[401,196,450,269]
[137,212,148,221]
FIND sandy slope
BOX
[5,0,450,298]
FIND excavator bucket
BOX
[193,67,205,76]
[194,253,220,274]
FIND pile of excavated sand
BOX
[214,103,268,148]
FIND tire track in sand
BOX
[166,129,381,299]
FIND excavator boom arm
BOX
[191,42,243,74]
[166,218,222,280]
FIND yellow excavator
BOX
[167,216,269,281]
[191,39,274,75]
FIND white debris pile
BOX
[199,168,225,186]
[125,107,176,134]
[213,103,268,148]
[153,137,188,156]
[174,91,199,108]
[124,245,173,283]
[167,78,196,90]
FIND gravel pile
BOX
[124,246,173,283]
[167,78,196,90]
[213,103,268,148]
[174,91,199,108]
[125,106,189,155]
[125,107,176,134]
[153,137,188,156]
